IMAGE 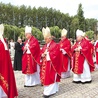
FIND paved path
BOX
[14,69,98,98]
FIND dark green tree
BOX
[77,3,85,31]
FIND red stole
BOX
[22,36,40,74]
[0,40,18,98]
[59,38,71,72]
[40,40,61,85]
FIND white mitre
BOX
[42,27,51,39]
[61,28,67,37]
[76,29,83,37]
[25,26,32,34]
[0,24,4,38]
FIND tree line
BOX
[0,2,97,41]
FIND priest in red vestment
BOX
[82,33,94,56]
[22,26,41,87]
[0,24,18,98]
[94,40,98,66]
[71,29,95,84]
[41,27,61,97]
[59,28,71,78]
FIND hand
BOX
[24,46,27,51]
[77,48,80,52]
[60,48,66,54]
[60,48,63,51]
[23,46,27,54]
[75,48,80,52]
[75,48,78,52]
[41,53,46,57]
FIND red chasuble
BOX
[0,40,18,98]
[84,37,94,56]
[40,40,61,85]
[59,38,71,72]
[71,38,95,74]
[22,36,40,74]
[95,42,98,64]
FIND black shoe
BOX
[81,80,92,84]
[24,85,35,87]
[43,95,50,98]
[41,84,43,86]
[72,81,81,84]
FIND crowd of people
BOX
[0,23,98,98]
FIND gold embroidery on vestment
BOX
[0,73,8,91]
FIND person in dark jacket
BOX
[14,37,24,71]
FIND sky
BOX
[0,0,98,19]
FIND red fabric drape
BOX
[0,40,18,98]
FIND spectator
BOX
[14,37,24,71]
